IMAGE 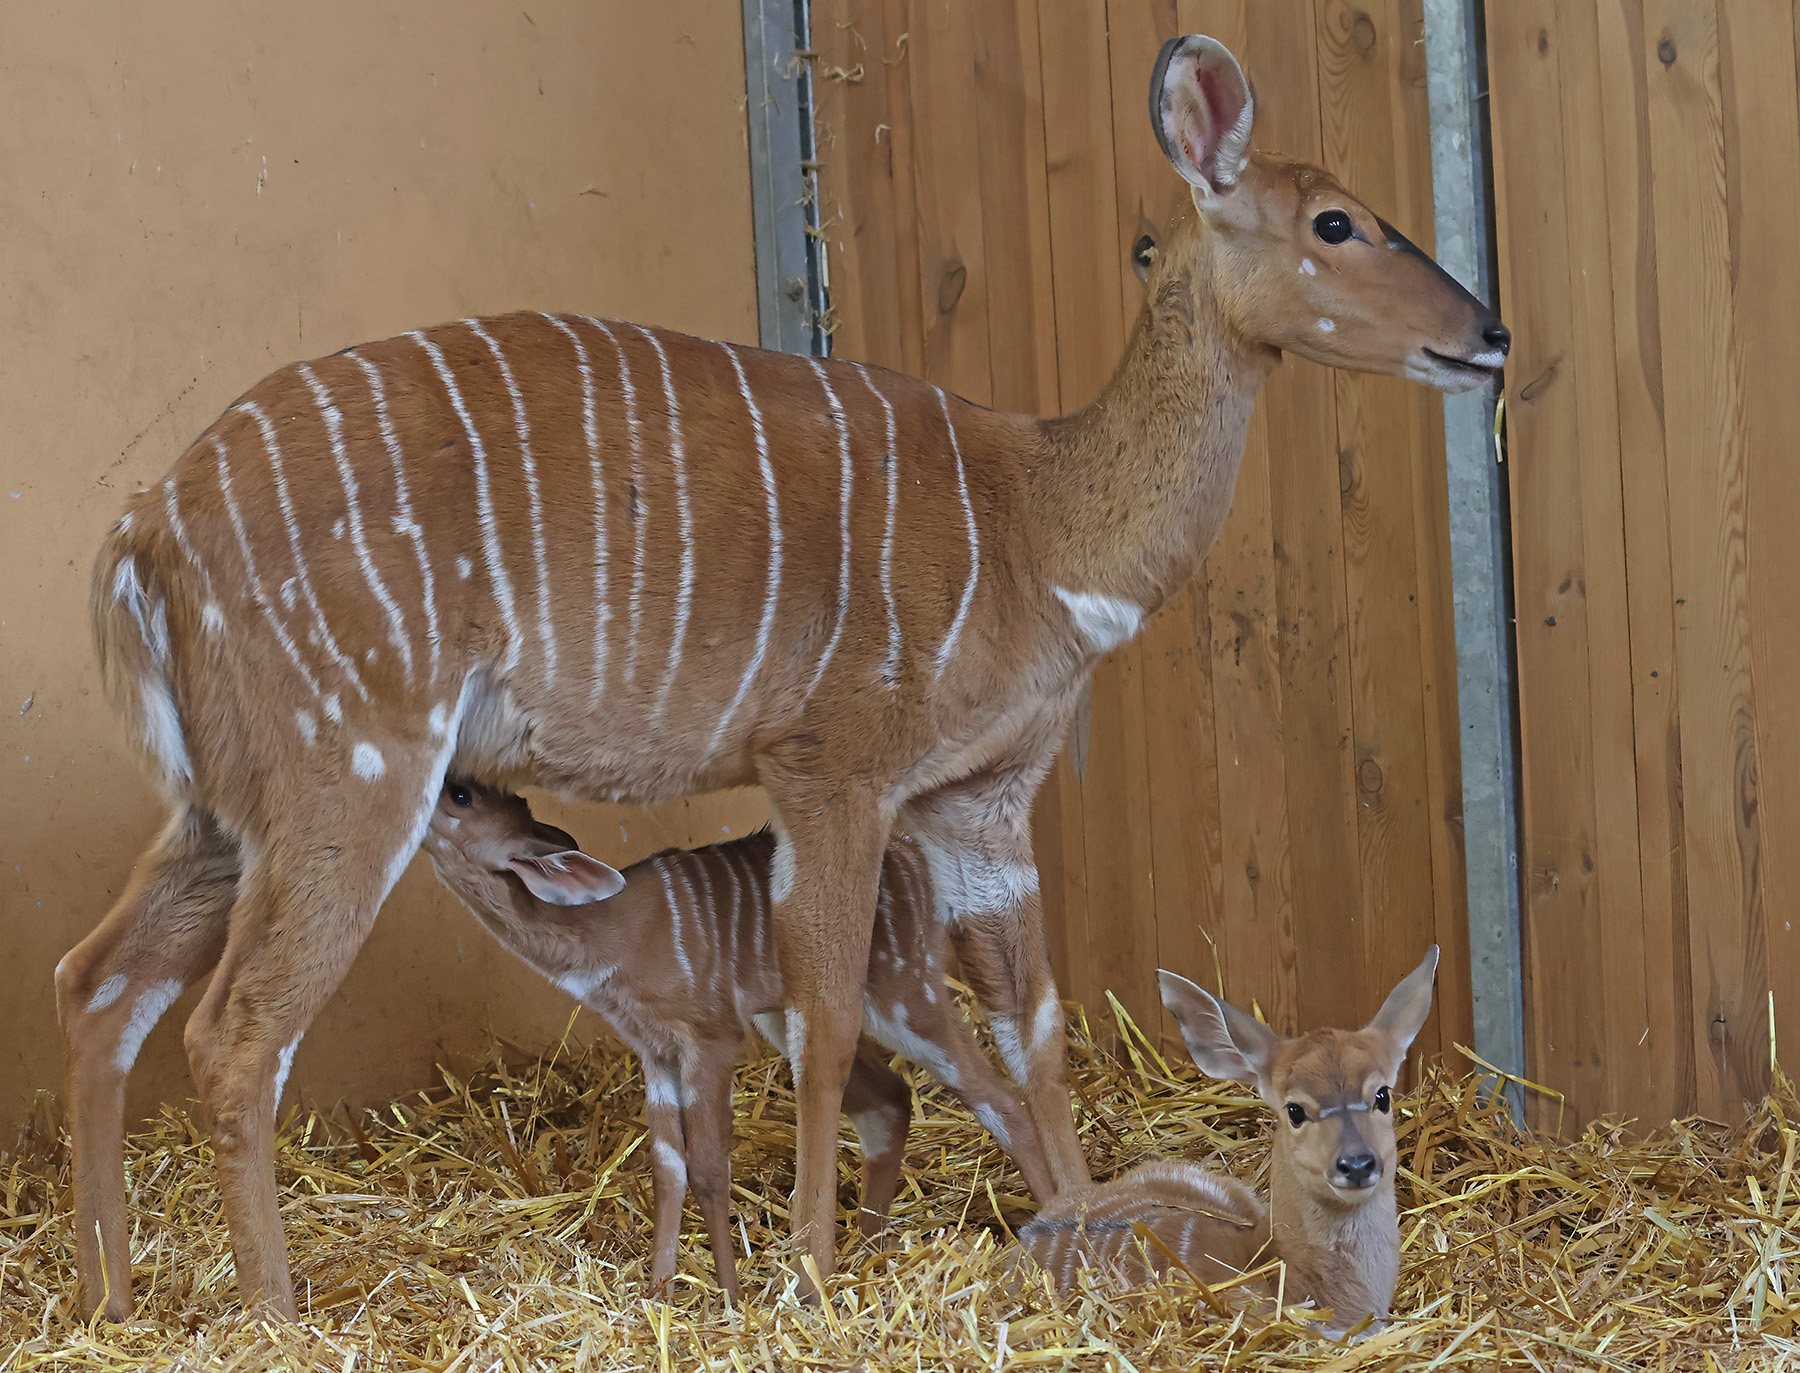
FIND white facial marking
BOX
[708,344,783,753]
[273,1034,302,1119]
[299,364,415,684]
[352,741,386,779]
[1300,257,1317,276]
[466,319,557,683]
[412,332,522,672]
[295,710,318,745]
[973,1102,1012,1151]
[933,389,980,681]
[211,436,322,696]
[323,693,343,723]
[86,974,128,1014]
[1317,317,1337,333]
[114,979,184,1073]
[804,359,854,700]
[854,366,903,687]
[851,1109,896,1159]
[638,326,694,721]
[237,400,368,698]
[356,354,442,682]
[539,315,612,708]
[1052,587,1144,655]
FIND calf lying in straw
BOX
[1012,947,1438,1332]
[424,778,1055,1302]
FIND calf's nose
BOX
[1335,1152,1379,1188]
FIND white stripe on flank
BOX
[467,319,557,683]
[298,364,415,682]
[638,326,695,722]
[212,437,322,697]
[657,864,695,982]
[540,315,612,707]
[585,318,647,688]
[934,388,980,680]
[162,480,216,602]
[355,354,442,681]
[805,359,853,700]
[719,848,743,983]
[238,400,369,699]
[677,860,713,991]
[855,365,902,685]
[708,344,782,753]
[692,857,721,994]
[411,331,523,673]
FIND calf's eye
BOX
[1313,209,1354,244]
[1374,1086,1391,1113]
[448,784,473,808]
[1286,1103,1307,1128]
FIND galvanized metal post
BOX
[742,0,828,356]
[1422,0,1525,1119]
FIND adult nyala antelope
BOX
[421,778,1055,1303]
[61,31,1506,1318]
[1013,948,1439,1334]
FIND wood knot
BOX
[938,259,968,314]
[1351,12,1377,56]
[1357,758,1384,795]
[1658,36,1677,67]
[1537,29,1549,56]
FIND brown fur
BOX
[421,779,1053,1303]
[1012,949,1440,1334]
[60,33,1503,1317]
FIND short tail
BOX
[91,511,196,793]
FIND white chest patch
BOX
[1052,587,1144,655]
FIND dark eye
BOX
[1132,233,1157,271]
[1286,1103,1307,1128]
[1313,210,1354,245]
[448,783,472,808]
[1375,1086,1391,1113]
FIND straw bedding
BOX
[3,996,1795,1371]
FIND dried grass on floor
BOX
[2,997,1797,1370]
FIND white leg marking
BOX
[656,864,695,982]
[645,1075,683,1108]
[298,364,415,682]
[638,326,694,722]
[753,1011,791,1059]
[785,1008,808,1074]
[411,332,523,672]
[162,479,217,603]
[990,1017,1031,1086]
[273,1034,302,1119]
[212,437,321,696]
[352,741,386,779]
[540,315,612,707]
[973,1102,1013,1151]
[466,319,557,683]
[862,1003,960,1088]
[933,389,980,681]
[585,319,647,689]
[86,974,128,1014]
[769,828,795,907]
[708,344,782,752]
[295,710,318,745]
[237,400,369,699]
[851,1109,896,1160]
[355,354,442,681]
[855,365,902,685]
[1052,587,1145,655]
[652,1138,689,1188]
[1030,995,1062,1055]
[114,979,184,1074]
[804,359,853,700]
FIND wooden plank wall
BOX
[1487,0,1800,1129]
[813,0,1474,1068]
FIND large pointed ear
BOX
[1148,35,1255,204]
[1158,970,1282,1084]
[1364,946,1440,1073]
[507,849,626,907]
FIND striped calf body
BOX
[59,30,1505,1318]
[421,780,1053,1303]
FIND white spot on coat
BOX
[1053,587,1144,655]
[202,603,226,634]
[851,1109,896,1159]
[295,710,318,745]
[323,694,343,723]
[653,1139,688,1186]
[1317,317,1337,333]
[974,1102,1013,1150]
[273,1035,302,1118]
[352,742,386,778]
[1301,257,1317,276]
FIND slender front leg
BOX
[679,1048,743,1304]
[762,782,890,1291]
[841,1044,912,1237]
[55,805,238,1320]
[641,1056,691,1295]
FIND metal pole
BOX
[1422,0,1525,1121]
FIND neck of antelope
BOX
[427,852,619,984]
[1265,1142,1400,1329]
[1034,229,1276,614]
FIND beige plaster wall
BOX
[0,1,770,1138]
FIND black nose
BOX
[1335,1153,1378,1187]
[1483,321,1512,355]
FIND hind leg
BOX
[182,739,450,1317]
[679,1047,744,1305]
[55,804,239,1321]
[841,1043,911,1238]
